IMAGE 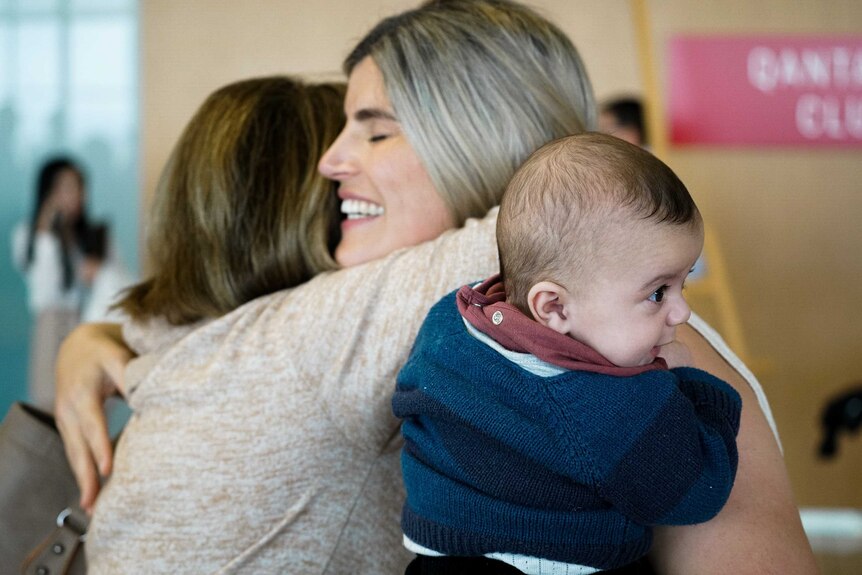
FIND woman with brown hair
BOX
[115,77,342,324]
[75,75,346,572]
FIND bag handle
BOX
[21,507,88,575]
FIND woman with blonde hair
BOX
[57,1,815,573]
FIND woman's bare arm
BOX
[650,323,819,574]
[54,322,134,513]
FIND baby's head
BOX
[497,132,704,367]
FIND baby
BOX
[394,133,742,575]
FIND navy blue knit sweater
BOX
[393,290,742,570]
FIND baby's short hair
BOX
[497,132,700,314]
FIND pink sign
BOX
[669,36,862,147]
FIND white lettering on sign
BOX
[748,46,862,93]
[796,94,862,139]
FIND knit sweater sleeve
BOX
[560,367,742,526]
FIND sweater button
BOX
[492,310,503,325]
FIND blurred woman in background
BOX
[12,157,129,409]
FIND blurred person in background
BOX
[599,96,648,148]
[12,157,131,410]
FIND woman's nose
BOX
[318,131,352,180]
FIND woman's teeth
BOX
[341,199,385,219]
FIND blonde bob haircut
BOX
[118,77,344,325]
[345,0,596,226]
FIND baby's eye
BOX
[369,134,389,143]
[649,286,667,304]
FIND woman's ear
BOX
[527,281,573,335]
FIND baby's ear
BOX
[527,281,572,335]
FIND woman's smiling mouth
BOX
[341,198,385,220]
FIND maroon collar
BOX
[456,275,667,377]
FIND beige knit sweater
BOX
[86,208,777,574]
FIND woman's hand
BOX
[54,323,134,513]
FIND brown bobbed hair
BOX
[117,77,345,325]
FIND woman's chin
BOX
[334,231,385,268]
